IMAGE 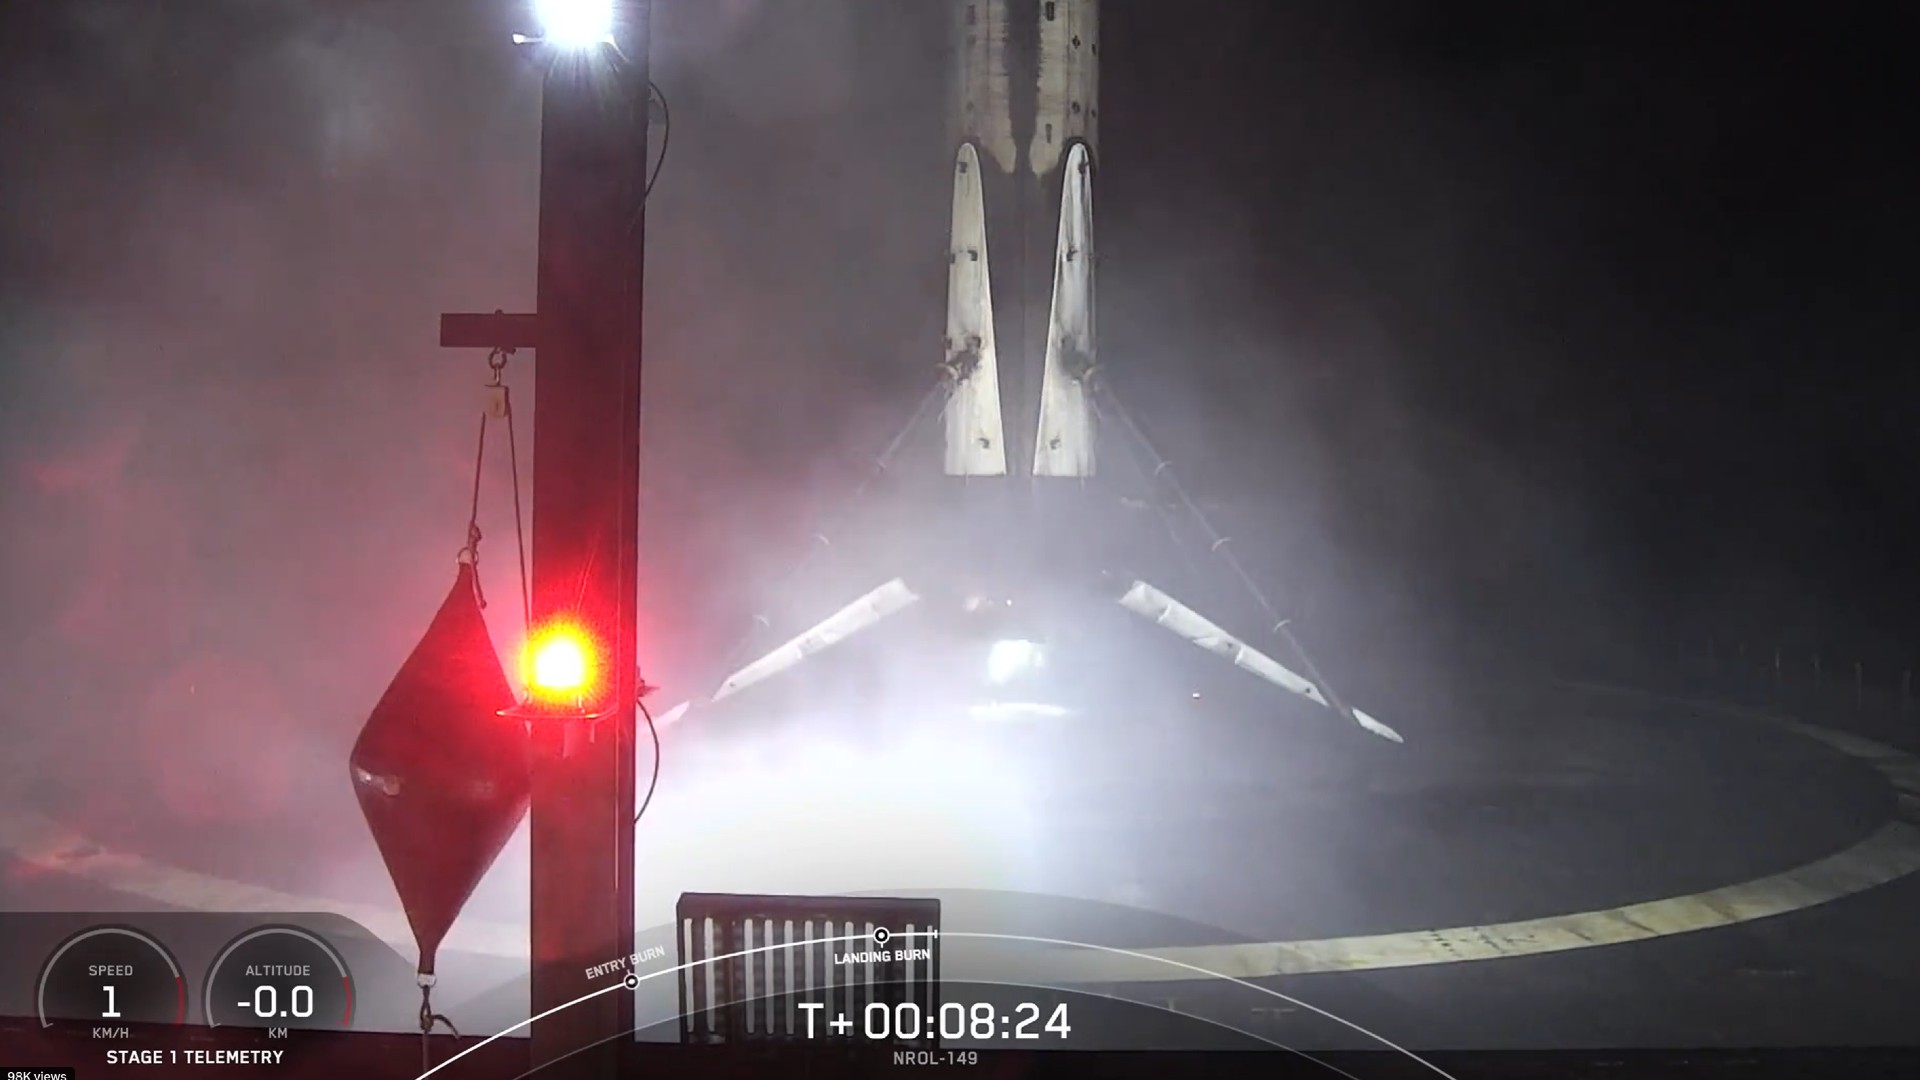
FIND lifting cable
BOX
[1093,381,1362,727]
[646,83,671,201]
[626,81,671,237]
[627,80,670,825]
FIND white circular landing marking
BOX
[3,685,1917,977]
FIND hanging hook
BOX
[457,522,483,566]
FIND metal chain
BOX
[501,370,533,636]
[417,975,461,1073]
[458,347,535,626]
[458,411,490,610]
[483,346,533,634]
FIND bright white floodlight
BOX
[987,639,1043,685]
[534,0,614,49]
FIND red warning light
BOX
[530,633,588,695]
[521,622,602,709]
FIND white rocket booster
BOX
[659,0,1401,745]
[943,0,1099,480]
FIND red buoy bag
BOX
[349,563,527,975]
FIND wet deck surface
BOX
[4,675,1919,1052]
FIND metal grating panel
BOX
[676,893,941,1046]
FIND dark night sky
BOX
[1096,2,1919,664]
[0,0,1916,765]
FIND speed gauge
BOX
[37,925,186,1029]
[202,925,354,1030]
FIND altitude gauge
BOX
[203,925,354,1030]
[37,925,186,1028]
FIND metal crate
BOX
[675,892,941,1046]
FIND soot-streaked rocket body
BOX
[940,0,1099,484]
